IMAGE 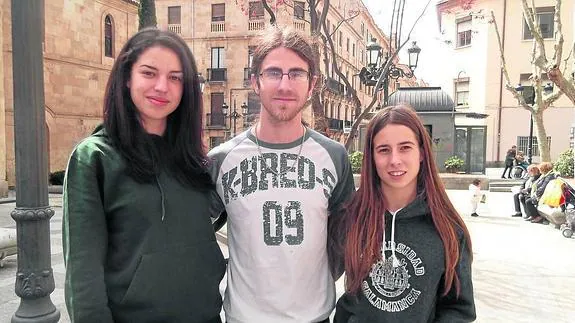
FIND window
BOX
[455,79,469,106]
[210,93,225,126]
[326,20,330,34]
[360,49,364,63]
[523,7,554,39]
[517,136,551,157]
[294,1,305,20]
[456,17,472,47]
[104,15,114,57]
[338,31,342,47]
[352,43,355,57]
[249,1,264,20]
[212,3,225,22]
[211,47,225,68]
[168,6,181,24]
[361,22,364,35]
[346,38,350,52]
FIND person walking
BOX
[333,105,475,322]
[63,28,226,323]
[501,145,517,179]
[209,27,355,323]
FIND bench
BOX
[0,228,17,268]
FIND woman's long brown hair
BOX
[343,105,473,296]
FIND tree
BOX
[480,0,573,162]
[343,0,432,149]
[139,0,157,30]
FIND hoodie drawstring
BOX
[384,208,402,268]
[155,175,166,222]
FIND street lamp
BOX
[514,83,554,164]
[197,73,206,93]
[222,101,248,137]
[10,1,60,322]
[359,39,421,107]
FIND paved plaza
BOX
[1,189,574,322]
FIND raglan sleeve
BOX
[207,150,227,231]
[62,148,114,323]
[434,235,476,323]
[327,145,356,279]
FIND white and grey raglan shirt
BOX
[208,127,355,323]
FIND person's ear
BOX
[251,74,260,95]
[308,75,318,97]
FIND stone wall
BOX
[2,0,138,186]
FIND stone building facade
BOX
[154,0,415,151]
[0,0,138,192]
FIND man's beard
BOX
[264,100,310,122]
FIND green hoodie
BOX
[335,195,476,323]
[63,129,226,323]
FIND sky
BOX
[362,0,450,86]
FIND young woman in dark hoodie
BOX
[333,105,476,322]
[62,28,226,322]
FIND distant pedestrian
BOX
[501,145,517,179]
[469,179,483,217]
[62,28,225,323]
[333,105,476,323]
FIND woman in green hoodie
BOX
[62,28,226,323]
[333,105,476,322]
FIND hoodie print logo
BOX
[362,242,425,312]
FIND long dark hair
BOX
[343,105,473,296]
[103,27,211,189]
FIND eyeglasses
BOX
[259,68,310,83]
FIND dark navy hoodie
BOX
[335,195,476,323]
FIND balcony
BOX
[326,77,345,96]
[293,20,305,31]
[211,21,225,32]
[327,118,343,131]
[168,24,181,34]
[248,19,265,31]
[207,68,227,82]
[206,113,226,128]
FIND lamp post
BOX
[197,73,206,93]
[10,1,60,322]
[222,100,248,137]
[358,39,421,107]
[514,83,554,164]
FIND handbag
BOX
[540,179,565,208]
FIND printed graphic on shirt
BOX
[220,151,337,246]
[362,241,426,312]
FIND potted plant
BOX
[444,156,465,173]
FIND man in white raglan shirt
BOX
[209,26,355,323]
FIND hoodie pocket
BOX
[119,240,226,319]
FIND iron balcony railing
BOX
[207,68,227,82]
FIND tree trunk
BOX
[139,0,157,30]
[533,110,551,162]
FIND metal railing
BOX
[327,118,344,131]
[207,68,227,82]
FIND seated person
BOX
[512,164,540,217]
[524,162,556,223]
